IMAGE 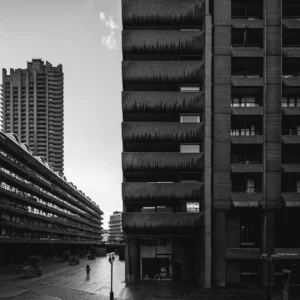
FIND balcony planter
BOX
[122,122,203,143]
[123,182,204,203]
[122,152,203,172]
[122,0,204,27]
[122,212,203,232]
[123,30,204,55]
[122,91,203,113]
[122,61,204,84]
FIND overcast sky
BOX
[0,0,122,228]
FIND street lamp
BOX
[260,253,278,300]
[107,252,116,300]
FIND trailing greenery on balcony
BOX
[123,182,204,202]
[122,61,203,84]
[122,123,203,142]
[122,212,203,231]
[122,0,204,26]
[122,92,203,113]
[123,31,204,54]
[123,153,203,171]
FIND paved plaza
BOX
[0,256,286,300]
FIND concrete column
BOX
[125,233,139,282]
[212,209,227,287]
[261,210,276,287]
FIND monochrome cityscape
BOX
[1,0,300,299]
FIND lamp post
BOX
[107,252,116,300]
[260,253,278,300]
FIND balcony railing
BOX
[282,129,300,135]
[231,186,262,193]
[282,158,300,164]
[122,212,203,232]
[122,122,204,143]
[122,152,203,172]
[122,91,203,114]
[122,30,204,55]
[122,0,204,28]
[231,157,262,164]
[122,61,204,84]
[122,182,204,203]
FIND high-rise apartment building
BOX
[1,59,64,173]
[122,0,211,286]
[122,0,300,289]
[108,211,123,244]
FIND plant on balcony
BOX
[123,92,203,113]
[123,31,203,54]
[123,61,203,83]
[123,0,204,25]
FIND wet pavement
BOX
[0,257,285,300]
[0,256,125,300]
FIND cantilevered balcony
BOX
[283,2,300,22]
[282,193,300,207]
[282,58,300,86]
[122,152,203,173]
[282,20,300,29]
[122,0,204,29]
[231,192,262,207]
[231,28,263,57]
[122,182,203,204]
[282,129,300,144]
[122,61,204,90]
[231,57,264,86]
[232,0,263,20]
[122,122,204,144]
[122,212,203,233]
[282,162,300,173]
[122,30,204,60]
[122,92,204,119]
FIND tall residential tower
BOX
[122,0,211,286]
[122,0,300,289]
[1,59,64,173]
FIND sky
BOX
[0,0,123,228]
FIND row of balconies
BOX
[0,167,100,225]
[122,0,204,29]
[0,201,101,235]
[123,152,300,172]
[121,0,300,29]
[122,28,300,59]
[122,122,300,144]
[122,61,300,87]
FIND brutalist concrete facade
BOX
[2,59,64,173]
[122,0,211,287]
[122,0,300,288]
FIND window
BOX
[186,202,199,213]
[297,180,300,193]
[246,180,255,193]
[180,144,200,153]
[180,115,200,123]
[180,86,200,92]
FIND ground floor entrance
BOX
[140,236,173,280]
[125,233,205,283]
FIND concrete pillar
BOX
[125,233,139,282]
[261,210,276,287]
[212,209,227,287]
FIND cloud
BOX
[98,11,119,50]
